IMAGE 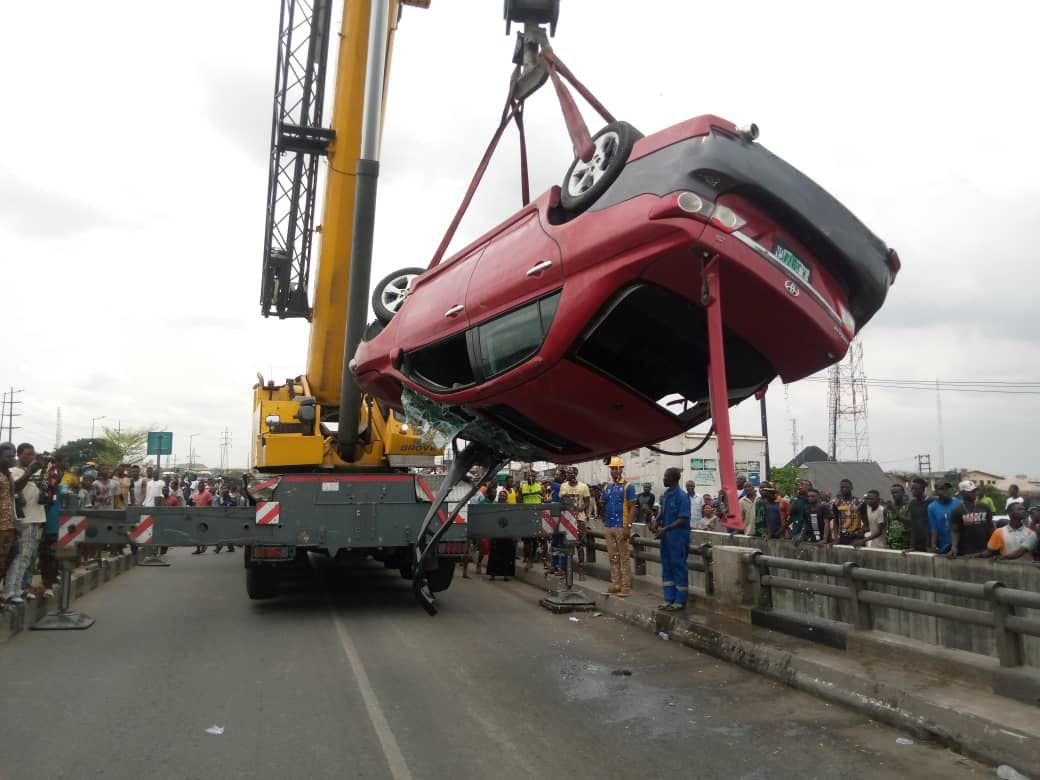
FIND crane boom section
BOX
[305,0,402,406]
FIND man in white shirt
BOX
[559,467,591,578]
[143,473,167,507]
[4,443,46,603]
[685,480,705,530]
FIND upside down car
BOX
[353,114,899,462]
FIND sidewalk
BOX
[514,560,1039,773]
[1,551,140,642]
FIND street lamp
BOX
[91,415,106,440]
[188,433,200,468]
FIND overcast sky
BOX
[3,0,1038,476]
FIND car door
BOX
[393,242,486,353]
[465,208,562,324]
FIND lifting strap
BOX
[428,50,617,269]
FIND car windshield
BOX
[574,284,774,422]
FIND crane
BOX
[59,0,563,616]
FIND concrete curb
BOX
[512,564,1039,772]
[1,552,140,642]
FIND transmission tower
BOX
[825,341,870,461]
[218,427,232,471]
[55,407,63,450]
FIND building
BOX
[786,445,831,468]
[796,460,890,498]
[574,432,767,491]
[963,470,1004,488]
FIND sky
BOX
[2,0,1038,476]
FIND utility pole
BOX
[759,395,771,476]
[935,378,945,472]
[55,407,63,449]
[3,387,23,442]
[916,453,932,476]
[218,427,232,472]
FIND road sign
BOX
[147,431,173,456]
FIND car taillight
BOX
[710,204,747,233]
[649,191,747,233]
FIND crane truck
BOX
[61,0,563,614]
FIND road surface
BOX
[0,551,986,779]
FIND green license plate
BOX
[772,242,811,285]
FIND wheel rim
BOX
[566,131,620,198]
[380,272,418,314]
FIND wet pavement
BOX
[0,551,988,779]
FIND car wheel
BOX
[372,267,424,324]
[560,121,642,213]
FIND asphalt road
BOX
[0,551,987,780]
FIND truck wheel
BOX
[246,566,279,600]
[426,557,456,593]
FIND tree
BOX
[769,464,801,496]
[52,437,119,466]
[102,428,149,466]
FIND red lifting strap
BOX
[428,51,616,269]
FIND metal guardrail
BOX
[751,552,1040,668]
[586,529,714,595]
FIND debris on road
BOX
[996,765,1030,780]
[568,617,580,622]
[205,725,225,736]
[895,737,914,746]
[611,669,632,676]
[658,631,669,640]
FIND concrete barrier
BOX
[1,551,140,642]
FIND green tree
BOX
[53,437,119,466]
[102,428,149,466]
[769,464,801,496]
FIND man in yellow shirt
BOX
[559,466,591,579]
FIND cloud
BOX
[0,171,118,238]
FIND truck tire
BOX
[246,566,279,600]
[426,557,455,593]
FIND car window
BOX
[575,284,774,419]
[477,293,560,378]
[406,332,474,391]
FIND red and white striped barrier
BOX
[558,509,580,542]
[540,509,558,537]
[58,515,88,548]
[255,500,281,526]
[130,515,155,545]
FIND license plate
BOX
[772,242,811,285]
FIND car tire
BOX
[559,121,642,213]
[372,267,425,324]
[246,566,279,600]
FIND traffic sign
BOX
[147,431,173,456]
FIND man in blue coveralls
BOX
[601,456,637,596]
[655,467,692,611]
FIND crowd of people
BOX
[0,440,247,605]
[457,458,1040,614]
[729,475,1040,562]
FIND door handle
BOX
[525,259,553,277]
[444,304,464,317]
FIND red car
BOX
[355,114,898,463]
